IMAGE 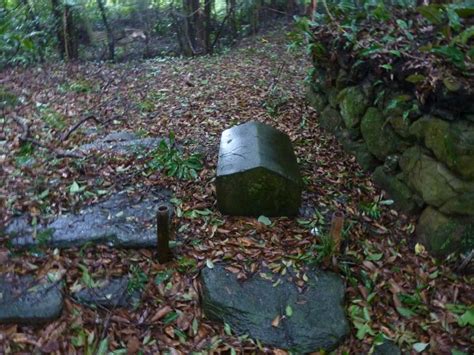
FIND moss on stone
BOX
[338,86,369,128]
[361,107,400,160]
[417,207,474,257]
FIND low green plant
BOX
[37,104,66,130]
[176,256,197,273]
[264,86,289,117]
[147,132,203,180]
[128,264,148,293]
[359,201,382,220]
[59,79,95,94]
[349,303,375,340]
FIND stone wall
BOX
[306,65,474,257]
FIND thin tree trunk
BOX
[204,0,212,53]
[96,0,114,60]
[229,0,237,38]
[63,4,78,60]
[51,0,65,59]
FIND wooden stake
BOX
[330,211,345,254]
[157,204,173,263]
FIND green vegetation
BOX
[147,132,203,180]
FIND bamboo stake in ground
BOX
[157,204,173,263]
[330,211,345,254]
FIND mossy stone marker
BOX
[216,121,302,216]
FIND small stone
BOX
[73,277,141,308]
[201,264,349,353]
[373,339,401,355]
[0,275,64,324]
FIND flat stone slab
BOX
[216,121,302,216]
[373,339,401,355]
[73,277,141,309]
[6,190,171,249]
[71,131,165,156]
[0,274,64,324]
[201,264,349,353]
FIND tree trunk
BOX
[50,0,65,59]
[96,0,115,60]
[229,0,237,38]
[63,4,78,60]
[181,0,196,56]
[204,0,212,53]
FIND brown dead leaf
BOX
[127,336,141,354]
[149,306,173,323]
[271,315,281,328]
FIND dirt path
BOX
[0,29,472,354]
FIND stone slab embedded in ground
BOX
[0,274,64,324]
[6,190,171,249]
[201,264,349,353]
[70,131,165,156]
[72,276,141,308]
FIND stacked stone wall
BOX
[307,65,474,256]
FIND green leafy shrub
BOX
[147,132,203,180]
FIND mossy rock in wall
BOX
[327,88,340,108]
[319,105,343,134]
[399,146,474,208]
[417,207,474,257]
[216,121,302,217]
[416,117,474,180]
[306,86,327,112]
[338,86,369,128]
[409,116,474,179]
[440,192,474,216]
[336,69,349,90]
[339,131,379,171]
[361,107,400,161]
[372,166,422,214]
[388,115,412,139]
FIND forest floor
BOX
[0,28,473,354]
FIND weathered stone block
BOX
[216,121,302,216]
[417,207,474,257]
[320,105,343,134]
[372,166,422,214]
[361,107,400,161]
[339,131,379,171]
[337,86,369,128]
[306,86,327,112]
[0,275,64,324]
[6,190,171,249]
[411,117,474,180]
[201,264,349,353]
[399,146,474,208]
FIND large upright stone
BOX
[216,121,302,216]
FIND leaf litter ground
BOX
[0,28,473,354]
